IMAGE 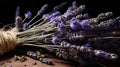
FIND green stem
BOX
[28,14,38,24]
[22,18,27,23]
[29,18,43,28]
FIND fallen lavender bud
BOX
[27,51,53,65]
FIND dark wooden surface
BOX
[0,46,119,67]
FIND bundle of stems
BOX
[0,1,120,65]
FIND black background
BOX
[0,0,120,27]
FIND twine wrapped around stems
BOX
[0,28,17,55]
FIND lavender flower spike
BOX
[28,4,48,24]
[80,19,91,30]
[58,22,66,32]
[70,19,81,30]
[15,16,23,31]
[72,5,85,15]
[52,36,61,45]
[15,6,20,17]
[38,4,48,15]
[72,1,77,7]
[54,2,67,11]
[23,22,29,30]
[83,13,89,19]
[97,12,113,20]
[25,11,32,19]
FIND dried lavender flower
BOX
[94,50,118,60]
[76,14,83,19]
[52,36,61,45]
[97,12,113,20]
[25,11,32,19]
[80,19,91,29]
[23,22,29,30]
[68,31,85,41]
[66,1,77,12]
[15,16,23,31]
[105,53,118,60]
[72,5,85,15]
[70,19,81,30]
[63,12,74,20]
[58,22,66,32]
[38,4,48,15]
[15,6,20,17]
[83,13,89,19]
[72,1,77,7]
[52,11,61,16]
[54,2,67,11]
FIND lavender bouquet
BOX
[0,1,120,66]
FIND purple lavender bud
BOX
[54,2,67,11]
[84,43,92,47]
[67,6,77,11]
[97,12,113,20]
[70,19,81,30]
[67,1,77,12]
[41,31,46,35]
[63,12,74,20]
[15,16,22,23]
[15,16,23,31]
[58,16,66,22]
[72,1,77,7]
[76,14,83,19]
[50,17,61,26]
[25,11,32,19]
[15,6,20,16]
[23,22,29,29]
[106,53,118,60]
[41,4,48,10]
[72,5,85,15]
[42,14,50,19]
[94,50,106,57]
[80,19,91,29]
[52,36,60,45]
[83,13,89,19]
[58,22,66,31]
[52,11,61,16]
[42,14,53,21]
[38,4,48,15]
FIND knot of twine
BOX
[0,30,17,56]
